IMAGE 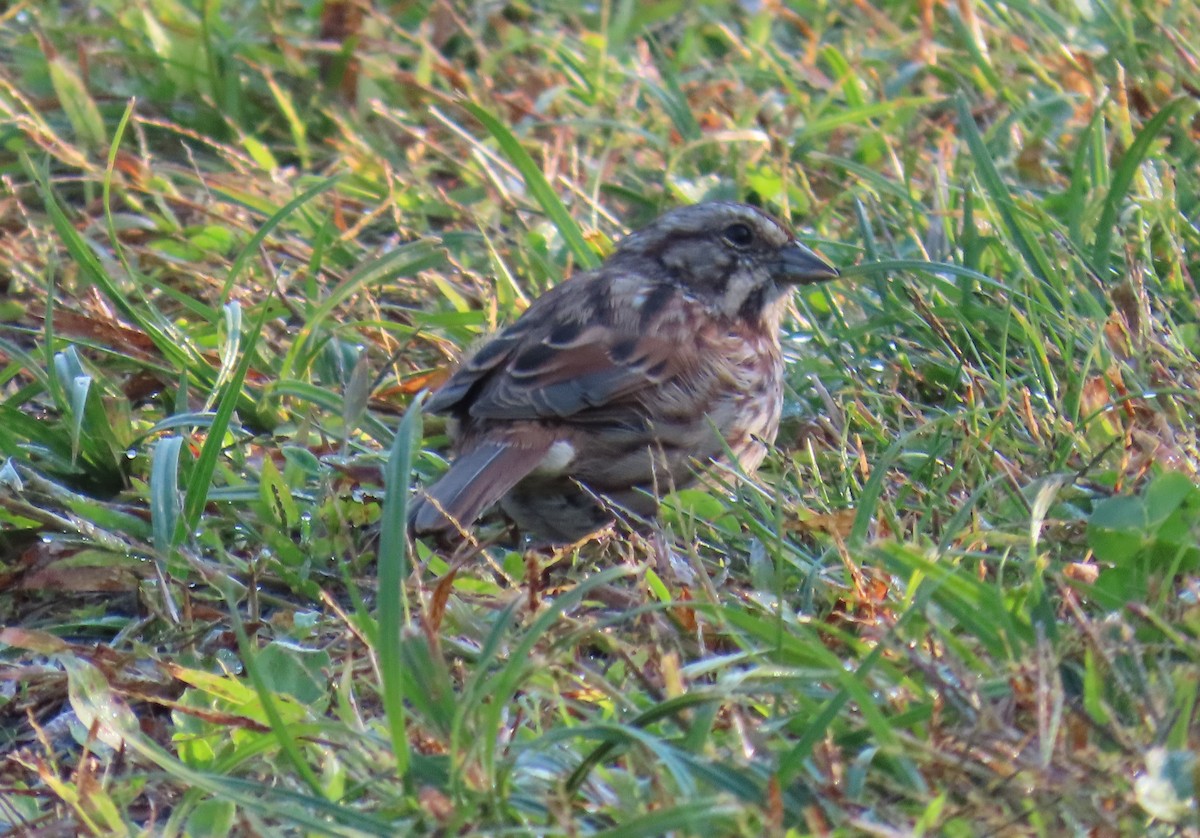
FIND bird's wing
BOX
[425,278,687,424]
[466,324,681,421]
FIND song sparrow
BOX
[409,201,839,543]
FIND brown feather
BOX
[409,434,553,536]
[471,330,681,421]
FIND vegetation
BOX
[1,0,1198,833]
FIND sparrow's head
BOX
[612,201,839,323]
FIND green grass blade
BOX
[376,393,424,780]
[180,302,268,537]
[220,176,342,301]
[277,240,443,382]
[593,799,739,838]
[29,160,195,371]
[461,100,600,270]
[954,94,1056,285]
[1091,97,1186,276]
[149,435,183,555]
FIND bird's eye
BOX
[722,223,754,248]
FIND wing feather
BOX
[424,278,685,425]
[471,329,678,420]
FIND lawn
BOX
[1,0,1198,834]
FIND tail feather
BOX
[409,438,550,537]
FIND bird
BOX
[408,201,839,544]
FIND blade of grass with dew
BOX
[206,297,242,412]
[376,392,424,780]
[47,345,130,481]
[180,301,269,539]
[52,348,90,465]
[149,435,184,555]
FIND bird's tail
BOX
[408,437,550,538]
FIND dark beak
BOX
[777,240,839,285]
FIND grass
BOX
[1,0,1198,833]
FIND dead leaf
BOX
[378,368,451,399]
[427,567,457,635]
[28,306,158,358]
[1064,562,1099,584]
[0,627,71,655]
[1079,375,1111,419]
[785,507,856,538]
[419,786,454,823]
[767,775,784,833]
[670,586,698,633]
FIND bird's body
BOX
[410,202,838,543]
